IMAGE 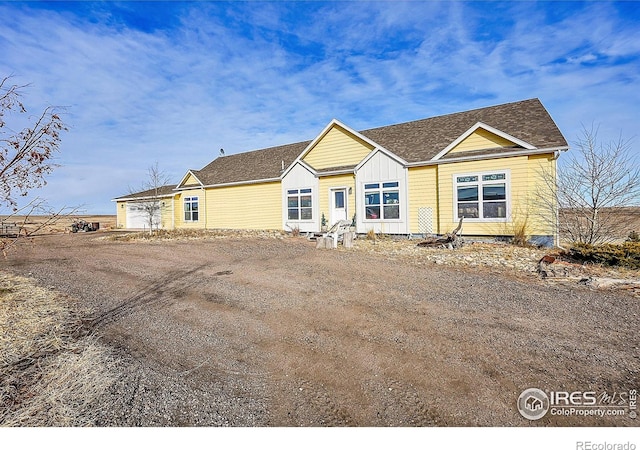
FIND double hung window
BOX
[184,196,199,221]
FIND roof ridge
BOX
[189,98,564,186]
[360,98,541,133]
[199,139,313,169]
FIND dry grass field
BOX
[559,206,640,244]
[0,273,115,426]
[0,215,116,235]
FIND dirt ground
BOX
[2,233,638,426]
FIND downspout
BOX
[435,164,441,235]
[404,166,410,236]
[553,151,560,248]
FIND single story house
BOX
[114,98,568,245]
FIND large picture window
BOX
[364,182,400,220]
[455,173,507,220]
[184,196,199,222]
[287,188,312,220]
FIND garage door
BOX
[126,202,161,230]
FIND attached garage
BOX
[125,202,159,230]
[113,185,177,230]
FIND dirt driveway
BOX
[3,233,638,426]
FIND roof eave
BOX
[406,146,569,167]
[316,168,355,176]
[112,193,176,202]
[180,177,282,190]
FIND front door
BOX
[330,188,347,225]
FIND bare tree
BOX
[0,76,73,255]
[537,125,640,245]
[129,162,172,234]
[0,76,67,211]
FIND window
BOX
[334,191,344,209]
[184,196,199,221]
[287,188,312,220]
[455,173,507,220]
[364,182,400,220]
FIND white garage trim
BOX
[126,202,161,230]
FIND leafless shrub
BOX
[536,125,640,245]
[285,223,301,237]
[127,162,173,235]
[511,218,530,247]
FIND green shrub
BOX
[568,242,640,269]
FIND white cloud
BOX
[0,1,637,214]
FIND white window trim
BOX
[362,180,402,222]
[184,196,199,222]
[453,170,510,223]
[286,187,314,223]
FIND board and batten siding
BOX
[437,155,555,237]
[302,126,374,170]
[407,165,439,234]
[318,173,356,227]
[356,150,408,234]
[448,128,515,154]
[281,163,319,232]
[205,181,282,230]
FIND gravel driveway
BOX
[4,233,638,426]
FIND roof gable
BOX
[300,121,375,170]
[176,170,204,188]
[360,98,567,163]
[355,147,408,172]
[432,122,536,160]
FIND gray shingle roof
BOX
[183,98,567,188]
[192,140,310,186]
[114,185,177,200]
[360,98,567,162]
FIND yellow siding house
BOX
[114,98,568,245]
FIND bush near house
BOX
[568,242,640,269]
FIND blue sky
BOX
[0,1,638,214]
